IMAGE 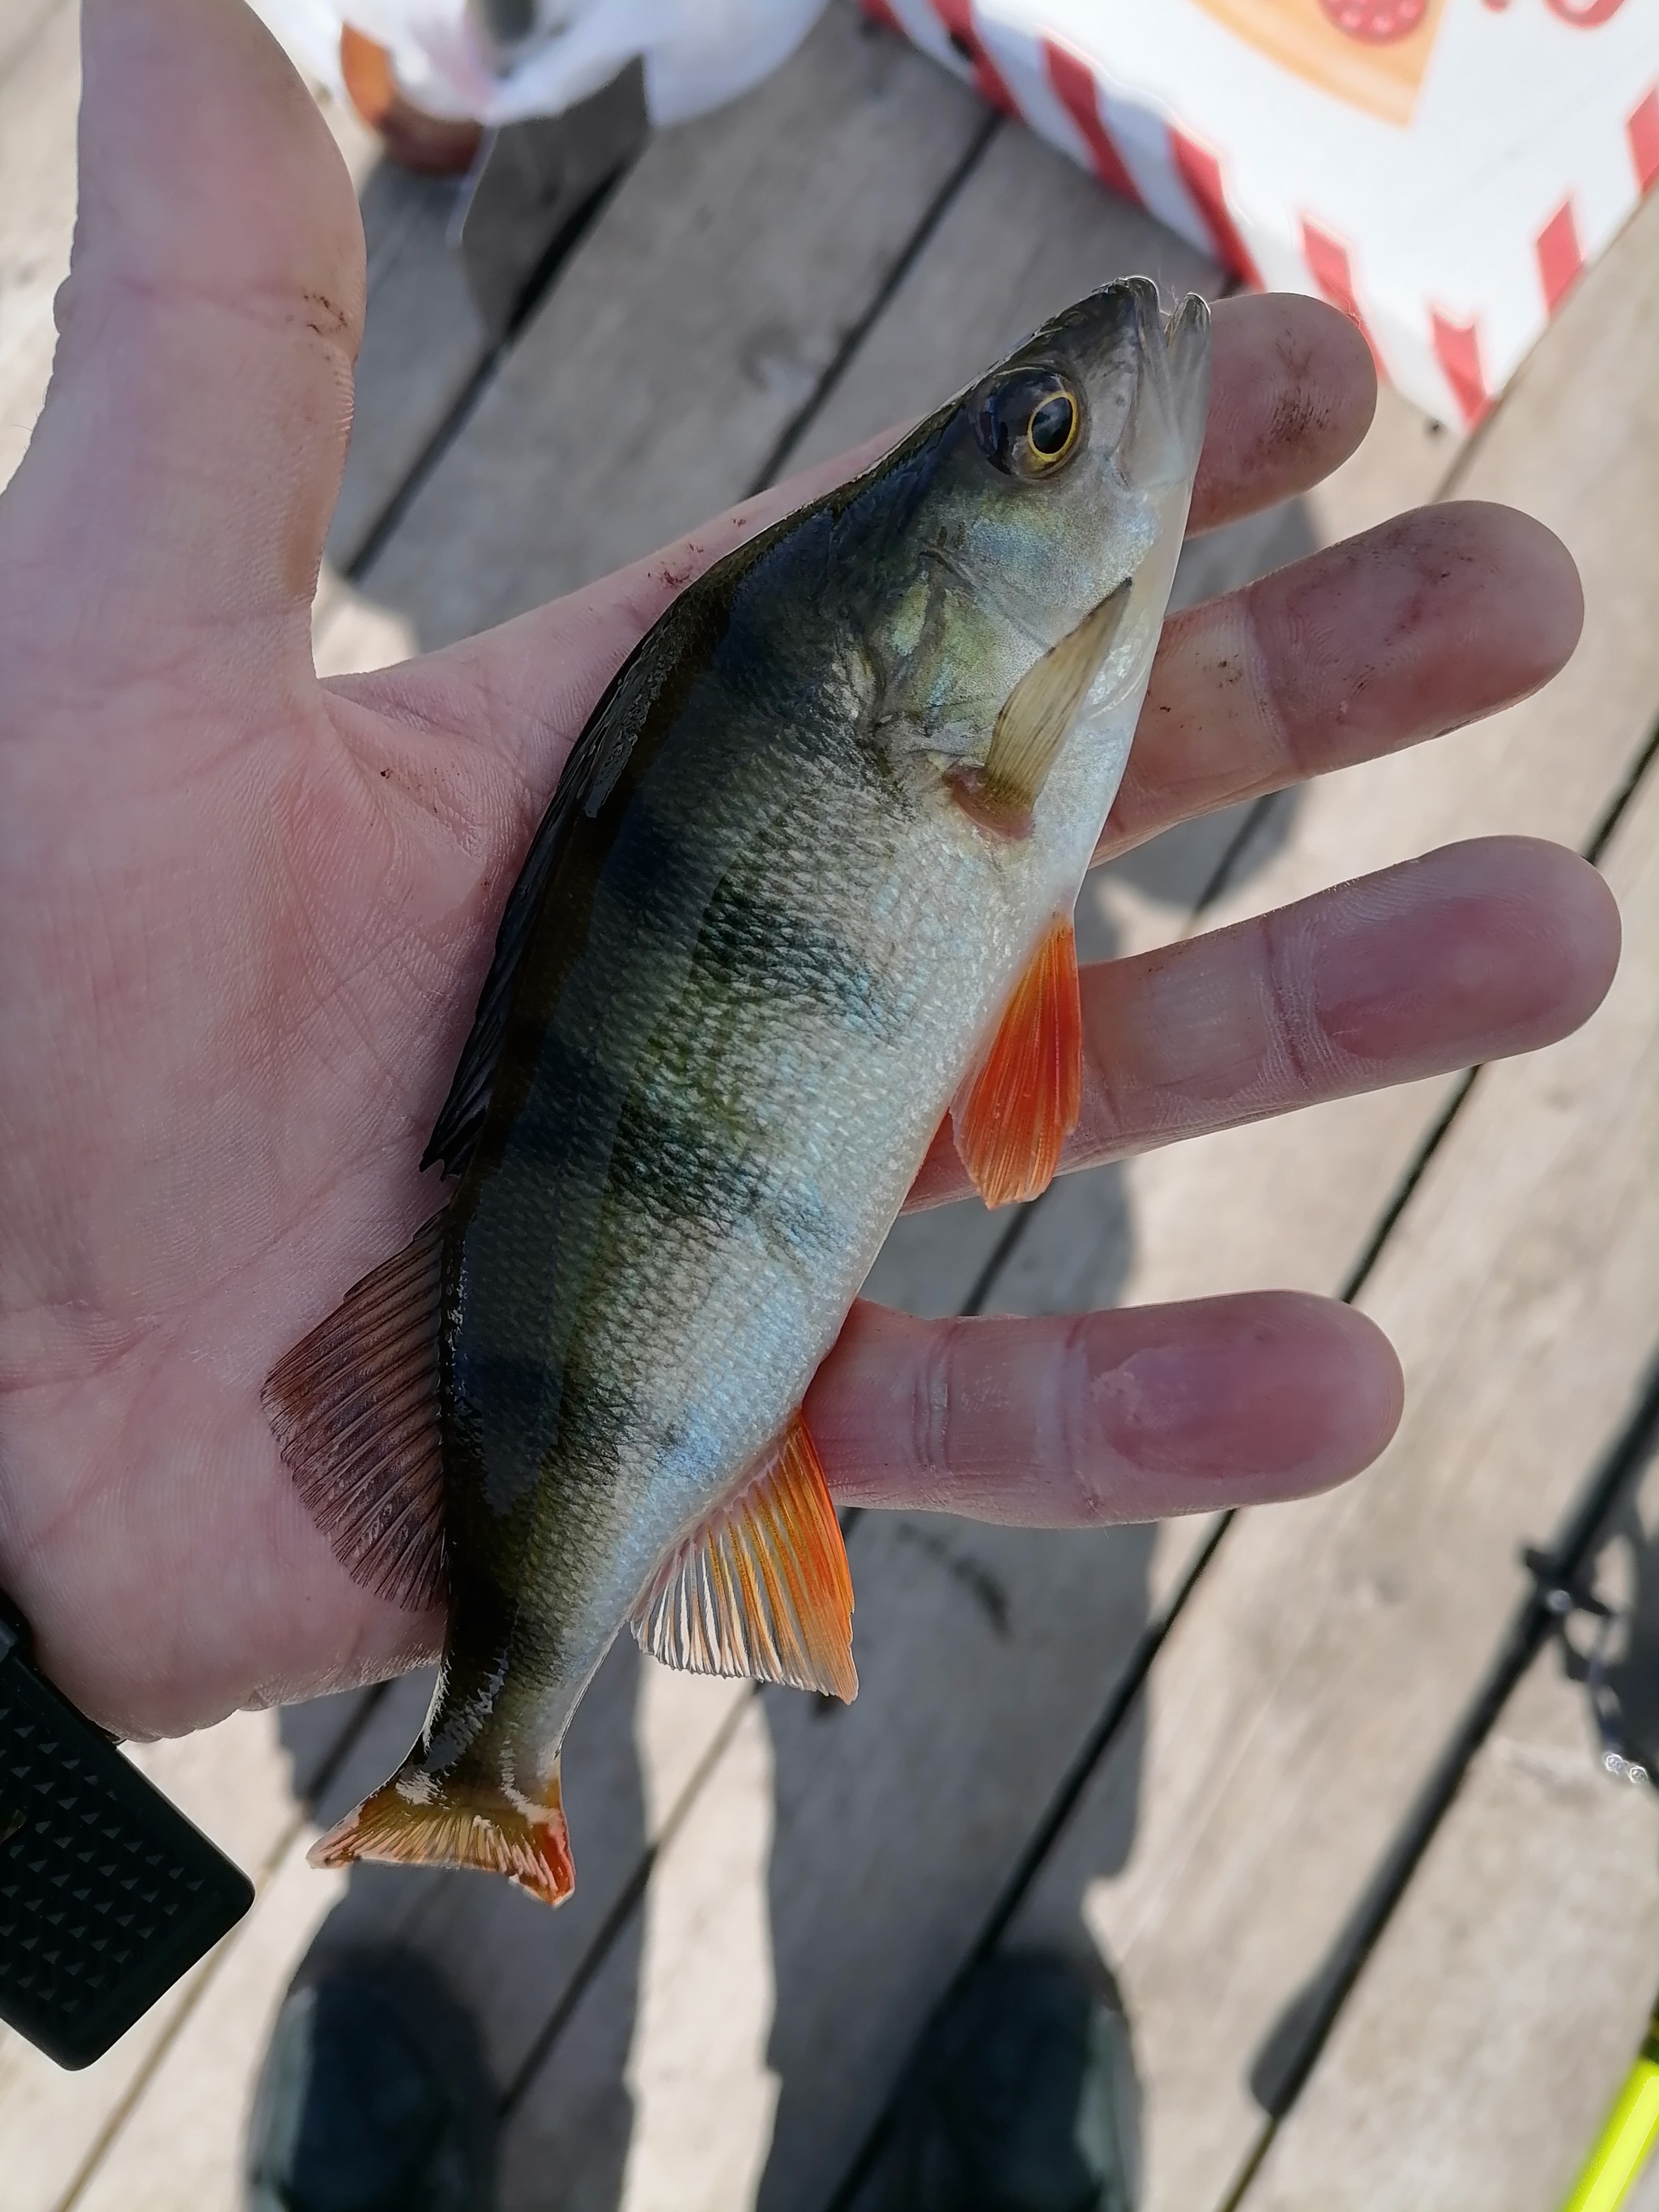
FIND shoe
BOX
[879,1952,1141,2212]
[244,1949,493,2212]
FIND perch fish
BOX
[264,277,1212,1903]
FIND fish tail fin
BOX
[309,1762,574,1908]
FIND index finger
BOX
[1188,290,1375,534]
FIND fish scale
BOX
[263,277,1211,1903]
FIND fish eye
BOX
[1028,392,1077,462]
[974,369,1084,479]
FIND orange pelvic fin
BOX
[951,914,1083,1209]
[309,1764,574,1908]
[262,1213,447,1613]
[632,1411,857,1703]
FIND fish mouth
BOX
[1039,276,1213,493]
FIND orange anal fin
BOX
[309,1764,574,1909]
[951,914,1082,1210]
[632,1411,856,1703]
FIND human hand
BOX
[0,0,1616,1738]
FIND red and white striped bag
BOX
[866,0,1658,425]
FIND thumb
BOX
[0,0,365,681]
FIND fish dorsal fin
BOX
[949,578,1132,837]
[423,587,716,1178]
[632,1413,857,1702]
[262,1215,447,1612]
[951,914,1082,1209]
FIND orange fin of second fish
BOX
[951,914,1082,1209]
[310,1765,574,1908]
[632,1411,856,1703]
[262,1213,447,1613]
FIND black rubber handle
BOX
[0,1605,253,2069]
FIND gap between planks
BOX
[22,8,1654,2203]
[489,174,1659,2210]
[1225,766,1659,2212]
[975,190,1659,2212]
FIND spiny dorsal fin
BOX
[262,1215,446,1612]
[423,582,726,1179]
[949,578,1132,837]
[421,661,651,1178]
[951,913,1082,1209]
[632,1412,856,1702]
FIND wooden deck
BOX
[4,6,1659,2208]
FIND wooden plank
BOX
[0,1686,374,2212]
[0,0,478,578]
[6,31,1557,2212]
[997,199,1659,2210]
[322,157,488,573]
[498,1519,1192,2212]
[0,0,78,497]
[482,118,1463,2212]
[57,1679,433,2212]
[0,36,493,2190]
[1020,179,1659,1330]
[66,1838,350,2212]
[275,98,1260,2212]
[0,12,972,2193]
[498,165,1659,2212]
[790,114,1214,471]
[348,2,989,650]
[1243,1466,1659,2212]
[0,19,986,2201]
[1008,763,1659,2212]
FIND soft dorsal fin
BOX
[631,1412,856,1702]
[951,914,1082,1209]
[262,1215,447,1612]
[422,589,712,1179]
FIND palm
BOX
[0,0,1616,1740]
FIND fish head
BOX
[962,275,1210,615]
[864,278,1211,815]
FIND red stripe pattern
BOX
[1431,311,1491,430]
[1630,87,1659,195]
[928,0,1017,115]
[1042,40,1141,205]
[1300,217,1384,373]
[1534,197,1584,316]
[1170,128,1263,288]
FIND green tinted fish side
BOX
[427,501,906,1771]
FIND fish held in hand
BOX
[263,278,1211,1904]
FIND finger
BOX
[1100,501,1584,859]
[1188,291,1375,535]
[370,296,1374,791]
[808,1293,1402,1524]
[906,837,1619,1210]
[1,0,363,682]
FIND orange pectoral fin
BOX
[951,914,1082,1210]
